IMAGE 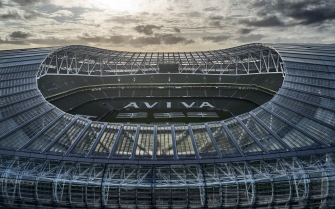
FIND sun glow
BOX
[96,0,142,13]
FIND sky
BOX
[0,0,334,52]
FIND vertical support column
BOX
[152,125,157,160]
[220,121,245,156]
[204,123,222,158]
[86,123,108,158]
[41,117,78,153]
[247,53,250,74]
[171,125,179,160]
[188,124,200,159]
[249,112,292,151]
[235,117,268,154]
[259,50,262,72]
[19,112,65,151]
[108,124,124,159]
[56,53,59,74]
[129,125,141,160]
[65,121,92,156]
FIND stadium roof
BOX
[0,43,335,208]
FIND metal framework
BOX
[37,44,283,78]
[0,43,335,208]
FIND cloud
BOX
[239,28,254,34]
[209,15,224,20]
[173,27,180,33]
[1,10,21,20]
[0,37,27,45]
[9,31,31,39]
[239,16,285,27]
[202,35,230,43]
[237,34,264,42]
[157,34,194,45]
[23,9,45,19]
[250,0,335,26]
[0,1,3,8]
[11,0,49,6]
[134,25,162,35]
[105,15,141,24]
[203,7,220,12]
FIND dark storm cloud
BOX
[239,28,254,34]
[173,27,180,33]
[239,16,285,27]
[11,0,49,6]
[237,34,264,42]
[10,31,31,39]
[134,25,162,35]
[202,35,230,43]
[1,10,21,20]
[250,0,335,26]
[0,1,3,8]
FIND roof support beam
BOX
[261,106,328,147]
[204,123,222,158]
[65,121,92,156]
[41,117,78,153]
[18,112,65,151]
[220,121,245,156]
[235,116,268,154]
[188,124,200,159]
[171,125,179,160]
[129,125,141,160]
[108,124,124,158]
[86,123,108,157]
[249,112,293,151]
[152,125,157,160]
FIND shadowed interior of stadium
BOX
[38,44,283,124]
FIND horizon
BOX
[1,0,335,52]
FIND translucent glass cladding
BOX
[0,103,52,137]
[0,108,61,150]
[91,124,120,157]
[47,118,89,154]
[272,95,335,127]
[263,102,335,145]
[278,88,335,110]
[207,122,241,156]
[156,125,174,158]
[173,125,195,157]
[25,114,75,152]
[238,113,286,152]
[224,118,263,154]
[252,108,321,150]
[135,126,154,158]
[113,125,137,157]
[0,96,44,120]
[0,89,40,107]
[69,122,105,156]
[190,124,217,157]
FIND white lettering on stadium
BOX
[123,102,214,108]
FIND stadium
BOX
[0,43,335,208]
